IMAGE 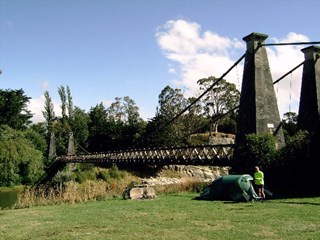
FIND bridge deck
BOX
[56,144,234,166]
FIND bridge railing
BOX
[55,144,234,166]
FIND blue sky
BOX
[0,0,319,122]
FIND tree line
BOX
[0,77,300,187]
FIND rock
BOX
[123,183,156,200]
[129,187,144,200]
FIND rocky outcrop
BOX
[143,165,230,186]
[164,165,230,180]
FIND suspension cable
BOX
[73,137,91,154]
[186,54,306,138]
[273,60,305,84]
[157,52,247,132]
[261,41,320,47]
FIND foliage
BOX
[87,99,145,151]
[197,77,240,132]
[53,165,128,185]
[108,164,126,180]
[277,130,311,167]
[106,96,142,125]
[69,106,90,150]
[43,86,90,156]
[0,125,44,186]
[144,86,188,147]
[281,111,298,142]
[0,89,32,130]
[237,133,277,171]
[156,85,187,118]
[187,133,210,145]
[87,103,109,151]
[42,90,55,134]
[24,128,47,157]
[216,112,237,134]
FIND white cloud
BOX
[168,66,177,74]
[28,97,45,123]
[156,19,310,118]
[28,95,61,123]
[156,19,244,97]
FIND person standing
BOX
[254,166,265,199]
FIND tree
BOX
[106,97,124,122]
[123,96,141,125]
[0,89,33,130]
[58,85,67,120]
[281,112,298,142]
[53,85,89,155]
[103,97,145,149]
[87,103,109,152]
[197,77,240,133]
[106,96,142,124]
[236,133,277,172]
[69,106,89,152]
[66,86,73,118]
[180,97,208,142]
[42,91,56,131]
[87,97,146,151]
[144,86,188,147]
[156,85,187,118]
[0,125,44,186]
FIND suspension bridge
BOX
[38,32,320,185]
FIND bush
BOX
[154,179,208,194]
[109,164,126,180]
[96,169,110,181]
[277,130,310,167]
[237,133,277,171]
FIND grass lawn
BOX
[1,193,320,240]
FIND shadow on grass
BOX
[276,201,320,206]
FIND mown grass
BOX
[1,193,319,240]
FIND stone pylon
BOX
[67,132,75,155]
[297,46,320,134]
[48,132,56,161]
[235,32,285,150]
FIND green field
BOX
[1,193,320,240]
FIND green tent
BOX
[196,175,260,202]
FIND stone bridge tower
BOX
[235,32,285,152]
[297,46,320,135]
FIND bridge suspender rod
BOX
[273,60,305,85]
[262,41,320,47]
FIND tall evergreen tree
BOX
[42,90,56,134]
[0,89,32,129]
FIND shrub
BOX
[237,133,277,171]
[96,169,110,181]
[277,130,310,167]
[109,164,126,180]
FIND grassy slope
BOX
[1,193,320,240]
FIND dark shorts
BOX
[255,184,264,189]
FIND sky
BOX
[0,0,319,123]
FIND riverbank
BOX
[1,165,229,209]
